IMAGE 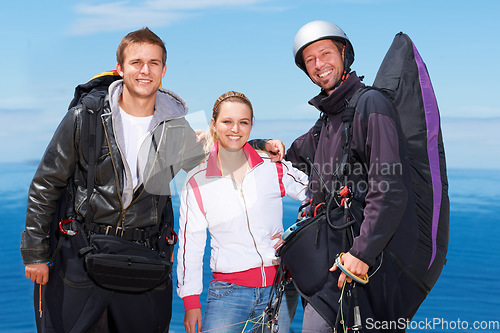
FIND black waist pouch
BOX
[84,234,172,292]
[279,200,363,296]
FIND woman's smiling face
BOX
[211,101,253,151]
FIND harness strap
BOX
[339,86,372,180]
[84,223,161,242]
[47,92,103,266]
[265,260,290,332]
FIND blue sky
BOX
[1,0,499,169]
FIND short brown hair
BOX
[116,27,167,66]
[330,38,345,55]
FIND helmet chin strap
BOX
[341,68,349,82]
[337,68,349,88]
[328,46,350,92]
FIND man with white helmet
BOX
[282,21,424,332]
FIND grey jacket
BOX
[21,80,205,264]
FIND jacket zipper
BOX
[102,115,123,205]
[102,114,126,231]
[238,185,266,287]
[107,116,165,231]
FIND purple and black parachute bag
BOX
[373,32,449,291]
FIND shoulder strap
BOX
[47,92,107,264]
[338,86,373,180]
[80,92,106,225]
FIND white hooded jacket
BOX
[176,142,308,308]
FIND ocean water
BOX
[1,163,499,332]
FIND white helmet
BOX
[293,20,354,74]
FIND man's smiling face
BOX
[116,42,166,101]
[303,39,345,95]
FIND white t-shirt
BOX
[119,107,153,188]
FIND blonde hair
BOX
[205,91,254,152]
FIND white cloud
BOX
[145,0,266,10]
[69,0,268,35]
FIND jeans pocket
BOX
[207,280,239,298]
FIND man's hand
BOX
[25,263,49,285]
[265,140,285,162]
[330,252,369,289]
[194,130,206,143]
[271,232,284,250]
[184,308,202,333]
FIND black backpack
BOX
[69,70,122,165]
[45,70,122,265]
[370,32,449,291]
[335,32,449,291]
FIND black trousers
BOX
[301,252,428,332]
[34,237,172,333]
[351,252,428,332]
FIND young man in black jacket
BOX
[21,27,205,333]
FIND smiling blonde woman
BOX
[176,91,309,333]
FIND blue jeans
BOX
[203,280,273,333]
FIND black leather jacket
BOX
[21,80,204,265]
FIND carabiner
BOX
[58,218,77,236]
[338,186,352,208]
[166,226,178,245]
